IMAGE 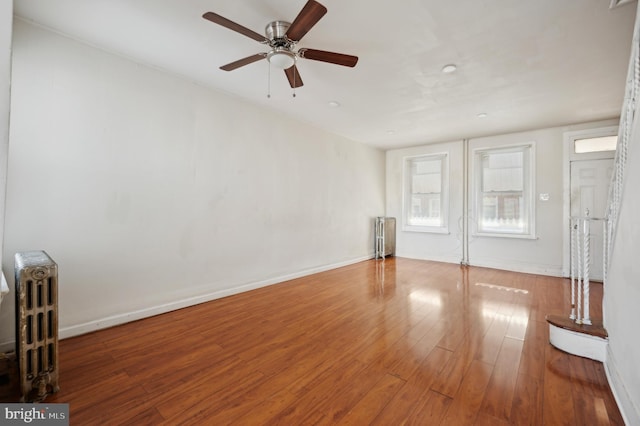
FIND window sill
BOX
[473,232,537,240]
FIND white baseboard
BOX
[469,258,563,277]
[605,345,640,426]
[395,252,462,265]
[0,254,373,352]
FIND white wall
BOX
[386,121,619,276]
[0,20,385,347]
[0,2,12,293]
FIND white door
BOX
[570,159,613,281]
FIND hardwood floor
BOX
[41,258,623,424]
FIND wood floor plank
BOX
[52,373,156,424]
[303,364,390,424]
[55,351,120,391]
[119,407,166,426]
[574,392,612,426]
[371,346,452,425]
[518,318,547,379]
[475,412,510,426]
[592,362,627,426]
[164,371,268,425]
[543,345,577,426]
[403,389,452,425]
[19,258,622,425]
[479,336,524,421]
[474,309,511,365]
[388,318,447,380]
[231,389,298,425]
[331,373,405,425]
[141,345,234,396]
[151,357,262,420]
[511,373,543,426]
[439,359,494,425]
[268,359,368,424]
[75,386,159,425]
[431,325,487,398]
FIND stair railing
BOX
[605,16,638,275]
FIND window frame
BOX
[402,152,449,234]
[472,143,536,239]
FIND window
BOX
[574,135,617,154]
[565,126,617,161]
[403,153,448,233]
[474,144,535,238]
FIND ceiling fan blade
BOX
[203,12,269,43]
[285,0,327,42]
[298,48,358,67]
[220,53,267,71]
[284,65,304,88]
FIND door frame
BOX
[562,126,617,277]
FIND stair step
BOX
[545,314,608,339]
[546,314,608,362]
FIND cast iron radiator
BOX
[15,251,60,402]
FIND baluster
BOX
[576,218,583,324]
[570,218,576,320]
[582,216,591,325]
[603,220,608,285]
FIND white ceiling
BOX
[13,0,637,150]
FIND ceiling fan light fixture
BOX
[268,48,296,69]
[441,64,457,74]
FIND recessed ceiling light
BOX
[328,101,341,108]
[441,64,457,74]
[477,112,488,118]
[386,130,396,135]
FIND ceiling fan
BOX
[202,0,358,89]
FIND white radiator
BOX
[15,251,60,402]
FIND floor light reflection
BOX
[475,282,529,294]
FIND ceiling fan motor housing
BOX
[266,21,292,43]
[265,21,296,68]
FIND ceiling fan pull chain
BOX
[267,61,271,98]
[293,66,296,98]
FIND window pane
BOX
[415,159,441,174]
[574,136,617,154]
[482,151,523,192]
[412,172,441,194]
[480,193,527,233]
[409,193,442,226]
